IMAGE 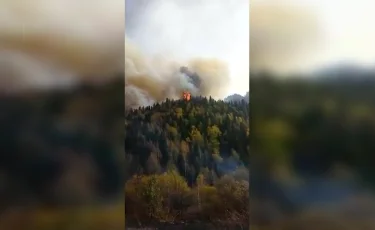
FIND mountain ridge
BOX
[224,91,249,102]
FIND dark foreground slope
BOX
[250,74,375,228]
[124,97,250,227]
[0,79,124,208]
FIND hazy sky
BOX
[305,0,375,66]
[251,0,375,73]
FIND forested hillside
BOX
[251,74,375,178]
[125,97,250,227]
[125,97,250,182]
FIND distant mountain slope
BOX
[245,91,249,101]
[224,92,249,102]
[311,63,375,82]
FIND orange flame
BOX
[182,91,191,101]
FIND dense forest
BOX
[124,97,250,227]
[125,97,250,181]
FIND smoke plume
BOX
[250,0,322,73]
[0,0,124,93]
[125,0,249,108]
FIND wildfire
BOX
[182,91,191,101]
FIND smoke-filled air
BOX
[250,0,322,73]
[0,0,124,93]
[251,0,375,74]
[125,0,249,108]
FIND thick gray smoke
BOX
[0,0,124,93]
[125,0,249,108]
[179,67,202,89]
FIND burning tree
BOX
[182,91,191,101]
